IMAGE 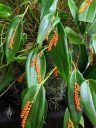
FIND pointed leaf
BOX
[5,15,23,64]
[72,44,88,72]
[22,85,47,128]
[50,22,70,84]
[68,70,84,125]
[90,34,96,54]
[68,0,78,24]
[40,0,58,19]
[37,13,53,46]
[64,108,75,128]
[83,65,96,80]
[85,19,96,35]
[81,80,96,127]
[26,48,46,88]
[65,27,83,44]
[79,1,96,23]
[63,108,70,128]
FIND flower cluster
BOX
[68,119,74,128]
[17,73,25,83]
[21,101,32,128]
[9,31,16,49]
[74,83,81,111]
[48,32,58,51]
[79,0,94,14]
[53,68,59,77]
[30,56,42,84]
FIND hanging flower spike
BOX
[21,101,32,128]
[89,48,94,66]
[35,58,42,84]
[53,67,59,77]
[79,0,94,14]
[68,118,74,128]
[17,73,25,83]
[48,31,58,51]
[74,83,81,111]
[30,56,42,84]
[9,31,16,49]
[30,56,38,67]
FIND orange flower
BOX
[48,32,58,51]
[53,68,59,77]
[79,0,94,14]
[9,31,16,49]
[17,73,25,83]
[30,57,38,67]
[30,56,42,84]
[68,119,74,128]
[74,83,81,111]
[21,101,32,128]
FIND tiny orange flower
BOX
[21,101,32,128]
[30,57,38,67]
[53,68,59,77]
[30,56,42,84]
[74,83,81,111]
[68,119,74,128]
[9,31,16,49]
[79,0,94,14]
[48,32,58,51]
[17,73,25,83]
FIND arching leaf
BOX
[79,0,96,23]
[68,0,78,24]
[26,48,46,88]
[22,85,47,128]
[81,80,96,127]
[5,15,23,64]
[40,0,58,19]
[65,27,83,44]
[68,70,84,126]
[37,14,53,46]
[50,22,71,85]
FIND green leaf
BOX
[40,0,58,19]
[83,65,96,80]
[68,0,78,24]
[85,19,96,35]
[68,70,84,126]
[90,34,96,54]
[63,108,70,128]
[37,13,53,46]
[50,22,70,84]
[22,85,47,128]
[79,116,84,128]
[0,66,14,92]
[0,3,12,19]
[52,16,60,28]
[81,80,96,127]
[26,48,46,88]
[78,1,96,23]
[65,27,83,44]
[72,44,88,72]
[5,15,23,64]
